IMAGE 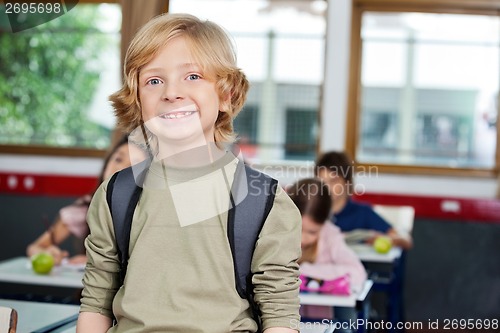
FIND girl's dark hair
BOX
[96,135,130,185]
[79,135,131,213]
[287,178,331,224]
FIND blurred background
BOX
[0,0,499,331]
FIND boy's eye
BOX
[147,78,162,85]
[187,74,201,81]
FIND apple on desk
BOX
[30,252,55,275]
[373,236,392,254]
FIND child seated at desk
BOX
[287,178,366,322]
[26,136,146,265]
[315,151,413,249]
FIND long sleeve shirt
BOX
[80,153,302,332]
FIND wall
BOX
[0,195,79,262]
[405,217,500,321]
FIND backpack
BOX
[105,159,278,332]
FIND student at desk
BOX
[287,178,366,325]
[315,151,412,250]
[26,136,146,265]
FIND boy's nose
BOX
[161,83,184,101]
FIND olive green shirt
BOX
[80,153,302,332]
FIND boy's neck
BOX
[158,142,226,168]
[332,195,348,214]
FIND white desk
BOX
[0,257,83,288]
[299,279,373,308]
[348,243,402,263]
[300,323,335,333]
[1,298,331,333]
[0,299,78,333]
[300,280,373,333]
[349,243,407,332]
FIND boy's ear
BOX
[219,93,231,112]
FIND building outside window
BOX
[350,7,499,173]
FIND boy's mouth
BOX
[159,111,196,119]
[158,105,198,120]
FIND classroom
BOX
[0,1,499,332]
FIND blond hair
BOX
[110,13,249,144]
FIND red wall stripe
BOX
[0,172,97,197]
[354,193,500,224]
[1,172,499,223]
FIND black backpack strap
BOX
[106,159,149,285]
[227,162,278,332]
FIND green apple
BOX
[373,236,392,254]
[31,252,55,275]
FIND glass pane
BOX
[0,3,121,149]
[285,107,318,160]
[234,104,259,159]
[169,0,326,162]
[274,36,324,83]
[357,12,499,168]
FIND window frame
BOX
[0,0,119,157]
[346,0,500,177]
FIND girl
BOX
[287,178,366,321]
[26,136,146,265]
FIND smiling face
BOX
[138,35,225,153]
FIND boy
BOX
[315,151,413,249]
[76,13,302,333]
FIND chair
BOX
[0,306,17,333]
[372,204,415,239]
[371,204,415,332]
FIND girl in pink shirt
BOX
[287,178,367,321]
[26,137,146,265]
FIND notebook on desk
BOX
[343,229,374,244]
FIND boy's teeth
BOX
[162,111,194,119]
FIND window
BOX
[169,0,326,163]
[0,1,121,155]
[234,104,259,145]
[347,0,500,176]
[285,107,318,160]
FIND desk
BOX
[0,299,78,333]
[300,280,373,333]
[349,244,405,332]
[300,323,335,333]
[348,243,402,263]
[0,257,83,288]
[1,298,332,333]
[300,279,373,308]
